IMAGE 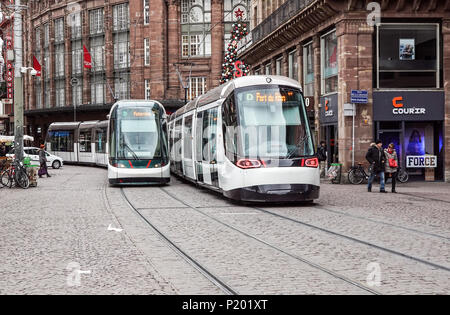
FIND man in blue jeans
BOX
[365,140,386,193]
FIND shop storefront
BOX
[373,91,445,181]
[320,93,339,166]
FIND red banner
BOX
[83,45,92,69]
[33,55,41,77]
[6,38,14,100]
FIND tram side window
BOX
[222,93,238,161]
[96,129,107,153]
[49,130,74,152]
[79,130,92,152]
[195,111,204,162]
[202,108,218,162]
[174,119,183,157]
[183,115,193,159]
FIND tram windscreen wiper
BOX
[120,137,139,160]
[285,134,310,159]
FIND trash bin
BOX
[328,163,342,184]
[24,158,38,187]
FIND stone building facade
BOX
[22,0,251,145]
[240,0,450,182]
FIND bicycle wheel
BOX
[15,170,30,189]
[348,168,364,185]
[1,170,12,188]
[397,170,409,183]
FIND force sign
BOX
[406,156,437,168]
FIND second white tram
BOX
[107,100,170,185]
[168,76,320,203]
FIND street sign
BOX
[351,90,368,104]
[343,103,355,116]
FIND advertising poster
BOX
[399,39,415,60]
[405,127,425,156]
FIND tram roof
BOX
[48,122,81,131]
[171,75,302,119]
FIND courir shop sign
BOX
[406,155,437,168]
[373,91,444,121]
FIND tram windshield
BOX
[223,86,314,160]
[113,107,163,160]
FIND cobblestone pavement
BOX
[1,166,449,294]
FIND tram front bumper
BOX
[223,184,320,203]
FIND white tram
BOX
[168,76,320,203]
[107,100,170,185]
[46,120,108,167]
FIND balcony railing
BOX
[252,0,315,44]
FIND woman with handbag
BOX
[384,143,398,193]
[38,144,51,178]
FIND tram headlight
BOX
[236,159,265,169]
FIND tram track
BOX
[119,187,238,295]
[397,192,450,205]
[249,206,450,273]
[158,186,382,295]
[306,204,450,241]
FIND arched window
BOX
[181,0,211,58]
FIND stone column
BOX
[297,42,303,86]
[104,4,114,104]
[211,0,224,88]
[82,8,90,105]
[313,35,321,144]
[166,1,181,100]
[282,50,288,77]
[443,19,450,182]
[336,19,374,173]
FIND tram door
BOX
[195,107,219,187]
[182,114,195,179]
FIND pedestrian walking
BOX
[317,141,327,178]
[365,140,386,193]
[38,144,51,178]
[384,143,399,193]
[0,142,6,157]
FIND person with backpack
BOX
[384,143,398,193]
[365,140,386,193]
[317,141,327,178]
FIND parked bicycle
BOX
[0,159,30,189]
[348,163,408,185]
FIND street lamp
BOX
[20,67,38,76]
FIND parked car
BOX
[8,147,64,169]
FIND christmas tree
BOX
[220,9,250,84]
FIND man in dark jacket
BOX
[366,140,386,193]
[0,142,6,157]
[317,141,327,178]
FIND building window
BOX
[72,80,83,107]
[288,49,298,81]
[55,80,65,107]
[303,42,314,97]
[71,12,82,39]
[265,63,271,75]
[189,77,207,100]
[113,3,129,31]
[55,44,65,77]
[54,18,64,43]
[90,36,104,71]
[90,8,104,35]
[114,32,130,69]
[144,0,150,25]
[91,76,105,105]
[144,38,150,66]
[43,23,50,48]
[115,73,130,100]
[181,0,211,57]
[321,30,338,94]
[72,40,83,75]
[377,23,440,89]
[44,82,51,108]
[254,67,261,75]
[35,81,42,109]
[276,57,282,76]
[145,79,151,100]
